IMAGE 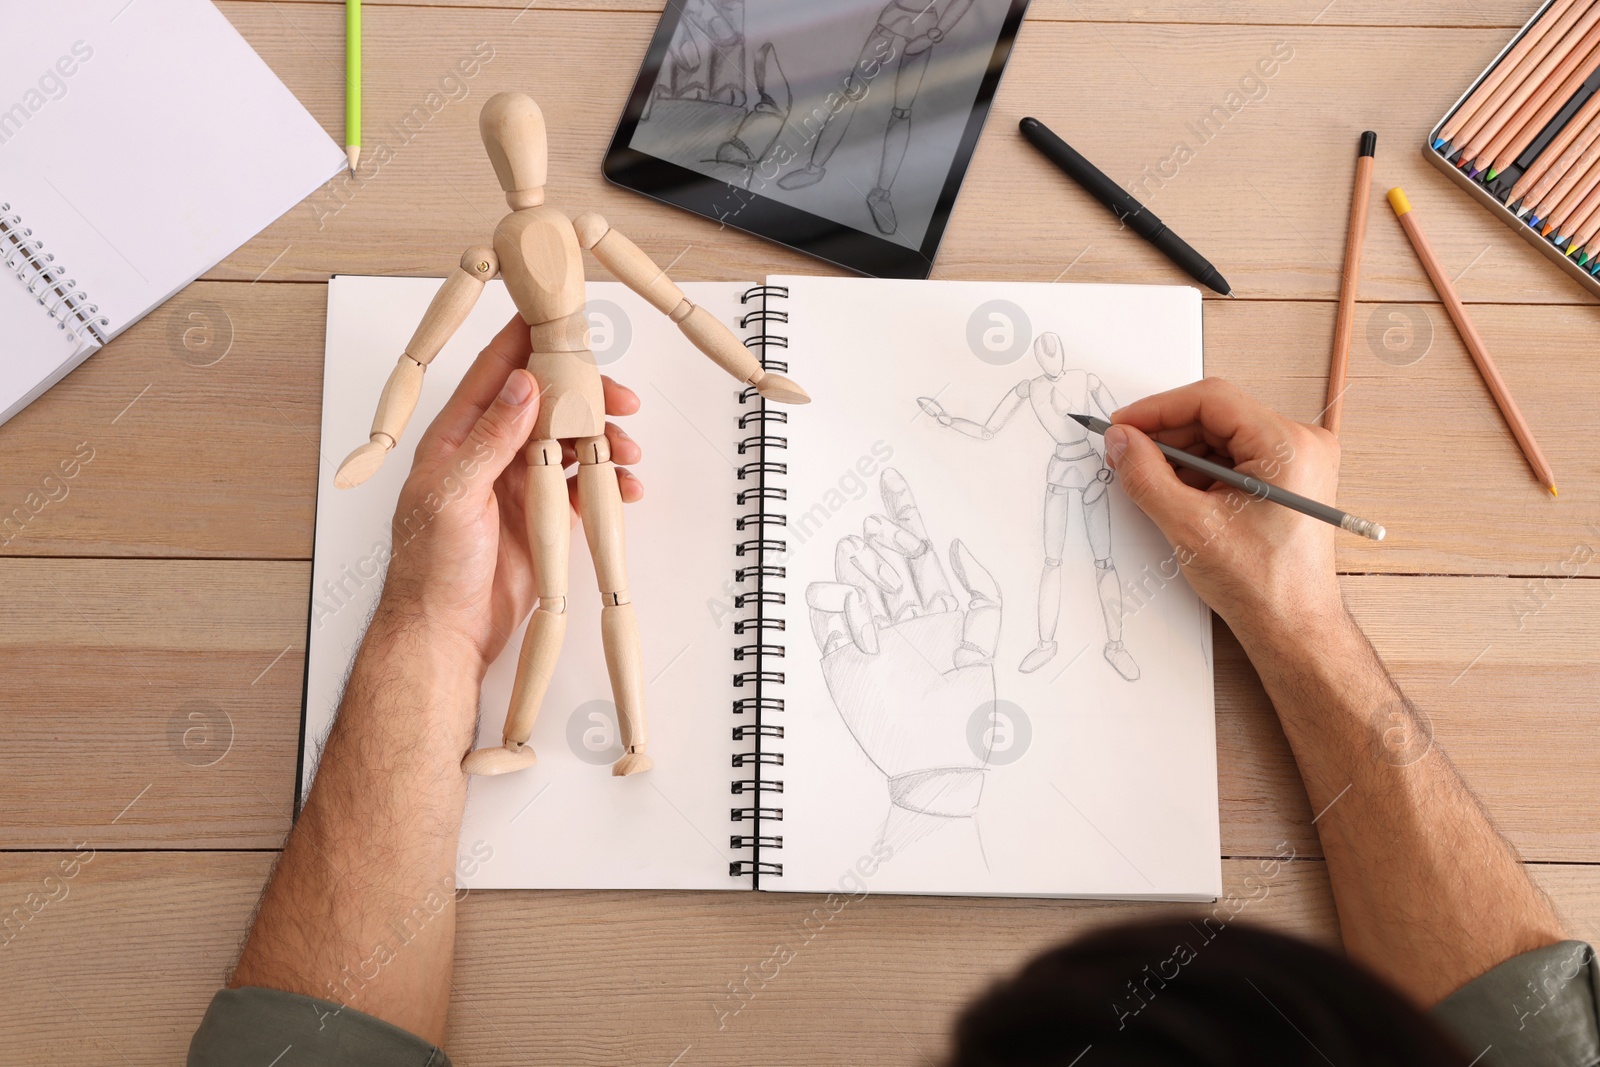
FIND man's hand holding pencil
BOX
[1100,378,1346,647]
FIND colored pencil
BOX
[1510,101,1600,210]
[1387,188,1558,496]
[1325,131,1376,437]
[1459,8,1600,173]
[346,0,361,174]
[1541,154,1600,238]
[1450,0,1595,158]
[1439,0,1585,148]
[1559,179,1600,250]
[1483,45,1600,179]
[1530,144,1600,231]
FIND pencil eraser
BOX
[1361,131,1377,156]
[1387,187,1412,215]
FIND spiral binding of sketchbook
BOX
[0,204,110,347]
[729,283,790,887]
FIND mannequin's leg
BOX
[866,46,931,233]
[778,26,898,188]
[461,439,570,776]
[1085,480,1138,681]
[575,434,651,776]
[1019,485,1069,673]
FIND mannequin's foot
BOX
[866,187,897,234]
[1105,641,1140,681]
[461,741,539,776]
[777,163,826,190]
[335,439,390,489]
[612,747,653,777]
[1018,641,1058,673]
[715,136,754,165]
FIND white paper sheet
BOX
[772,277,1219,900]
[308,277,753,890]
[0,0,345,423]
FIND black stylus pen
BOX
[1019,116,1234,297]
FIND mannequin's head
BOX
[1032,331,1065,379]
[480,92,547,209]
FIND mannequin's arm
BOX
[335,246,500,488]
[1087,373,1119,461]
[573,214,809,404]
[1088,372,1118,421]
[936,0,977,32]
[917,382,1027,440]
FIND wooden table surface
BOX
[5,2,1600,1063]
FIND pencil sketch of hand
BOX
[805,468,1002,830]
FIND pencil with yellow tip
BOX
[345,0,361,174]
[1386,187,1559,496]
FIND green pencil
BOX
[345,0,361,173]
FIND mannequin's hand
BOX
[377,315,643,677]
[915,396,952,426]
[805,468,1001,780]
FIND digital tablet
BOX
[603,0,1031,279]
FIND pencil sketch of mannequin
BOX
[637,2,792,189]
[776,0,976,234]
[806,468,1003,863]
[917,332,1139,681]
[642,0,746,116]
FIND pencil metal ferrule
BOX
[1340,514,1386,542]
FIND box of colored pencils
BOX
[1428,0,1600,294]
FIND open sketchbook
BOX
[1,0,346,425]
[305,275,1218,900]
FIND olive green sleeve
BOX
[1431,941,1599,1067]
[188,986,450,1067]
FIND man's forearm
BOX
[1236,608,1565,1006]
[230,605,480,1045]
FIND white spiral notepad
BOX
[0,0,345,425]
[305,274,1219,900]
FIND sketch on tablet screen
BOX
[639,2,793,189]
[805,468,1002,862]
[918,331,1140,681]
[776,0,977,235]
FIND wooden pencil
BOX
[1484,45,1600,179]
[1325,132,1376,437]
[1387,188,1558,496]
[346,0,361,173]
[1440,0,1585,147]
[1511,99,1600,210]
[1460,9,1600,173]
[1564,198,1600,258]
[1538,153,1600,236]
[1557,177,1600,249]
[1451,0,1595,157]
[1529,139,1600,227]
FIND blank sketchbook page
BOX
[0,0,344,420]
[309,276,749,891]
[774,277,1219,900]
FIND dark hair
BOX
[951,921,1471,1066]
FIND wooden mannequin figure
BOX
[335,92,809,778]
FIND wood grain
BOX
[4,559,1596,861]
[0,560,305,849]
[204,5,1580,303]
[1,849,1594,1066]
[6,4,1597,1062]
[3,282,1595,577]
[230,0,1533,28]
